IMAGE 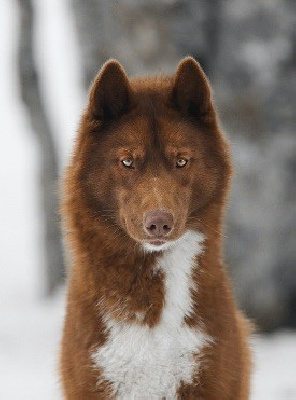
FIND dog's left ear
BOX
[88,59,131,121]
[172,57,212,119]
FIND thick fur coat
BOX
[60,57,251,399]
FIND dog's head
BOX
[78,58,231,251]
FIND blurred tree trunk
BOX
[71,0,222,87]
[71,0,107,88]
[17,0,64,295]
[204,0,222,78]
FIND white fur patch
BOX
[92,230,210,399]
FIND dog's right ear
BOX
[88,60,131,121]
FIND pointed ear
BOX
[172,57,212,119]
[88,60,131,121]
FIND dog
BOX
[60,57,251,399]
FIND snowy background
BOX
[1,0,295,399]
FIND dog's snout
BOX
[144,211,174,237]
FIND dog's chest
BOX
[92,231,209,399]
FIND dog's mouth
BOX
[142,238,177,252]
[147,239,167,246]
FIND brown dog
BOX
[60,57,251,399]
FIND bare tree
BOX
[71,0,222,86]
[17,0,64,295]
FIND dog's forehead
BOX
[103,82,203,152]
[108,114,199,153]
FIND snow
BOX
[251,333,296,399]
[1,292,296,399]
[0,0,295,399]
[0,293,65,400]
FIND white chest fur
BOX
[92,230,210,399]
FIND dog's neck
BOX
[91,229,212,398]
[68,199,225,325]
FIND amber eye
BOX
[121,158,134,169]
[175,158,188,168]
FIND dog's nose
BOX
[144,211,174,237]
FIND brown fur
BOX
[60,57,251,399]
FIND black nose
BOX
[144,211,174,237]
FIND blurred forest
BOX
[17,0,295,332]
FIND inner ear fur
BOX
[172,57,212,119]
[88,59,131,121]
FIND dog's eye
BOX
[121,158,134,169]
[175,158,188,168]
